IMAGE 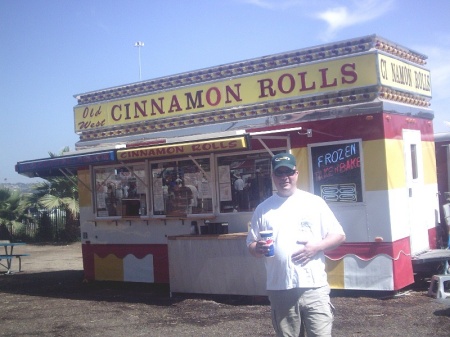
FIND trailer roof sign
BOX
[117,136,248,160]
[74,54,381,133]
[378,54,431,97]
[73,35,431,142]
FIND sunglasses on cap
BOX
[274,169,296,177]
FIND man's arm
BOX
[317,232,346,252]
[292,233,346,266]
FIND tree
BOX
[23,147,80,241]
[0,188,28,240]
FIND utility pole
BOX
[134,41,144,80]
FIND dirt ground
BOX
[0,243,449,337]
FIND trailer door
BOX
[403,129,429,254]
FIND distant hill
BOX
[0,183,36,193]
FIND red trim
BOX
[248,112,433,150]
[383,113,434,141]
[325,238,410,260]
[391,237,414,289]
[326,237,414,290]
[428,226,440,249]
[82,239,416,290]
[82,243,169,283]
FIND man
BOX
[246,152,345,337]
[233,173,245,210]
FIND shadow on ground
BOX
[1,269,269,308]
[1,270,174,306]
[1,269,449,337]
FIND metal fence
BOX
[15,206,80,242]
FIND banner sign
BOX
[378,54,431,97]
[75,52,431,134]
[74,54,379,132]
[117,136,248,161]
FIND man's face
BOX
[272,167,298,196]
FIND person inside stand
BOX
[246,153,346,337]
[106,183,117,216]
[185,183,199,214]
[248,173,258,209]
[128,182,138,198]
[233,173,245,210]
[169,179,193,215]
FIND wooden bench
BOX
[0,254,30,272]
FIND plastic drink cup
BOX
[260,230,274,257]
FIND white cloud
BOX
[241,0,306,10]
[242,0,395,40]
[242,0,275,9]
[314,0,394,40]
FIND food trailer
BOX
[16,34,440,294]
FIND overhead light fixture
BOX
[248,126,304,136]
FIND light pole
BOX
[134,41,144,80]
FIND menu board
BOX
[309,140,363,203]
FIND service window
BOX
[309,140,363,203]
[94,165,147,217]
[151,157,213,216]
[217,152,273,213]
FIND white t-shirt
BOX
[246,189,344,290]
[234,178,244,191]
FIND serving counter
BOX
[168,233,266,296]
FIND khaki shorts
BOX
[267,285,334,337]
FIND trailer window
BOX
[217,152,273,213]
[150,158,212,216]
[94,165,147,217]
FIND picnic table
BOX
[0,241,28,274]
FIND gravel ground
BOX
[0,242,449,337]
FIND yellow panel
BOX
[363,140,388,191]
[422,141,437,185]
[363,139,409,191]
[94,254,124,281]
[385,139,407,189]
[364,138,436,191]
[325,258,345,289]
[77,169,92,207]
[291,147,310,190]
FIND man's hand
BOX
[249,240,270,257]
[291,241,319,266]
[291,233,345,266]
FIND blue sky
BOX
[1,0,450,183]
